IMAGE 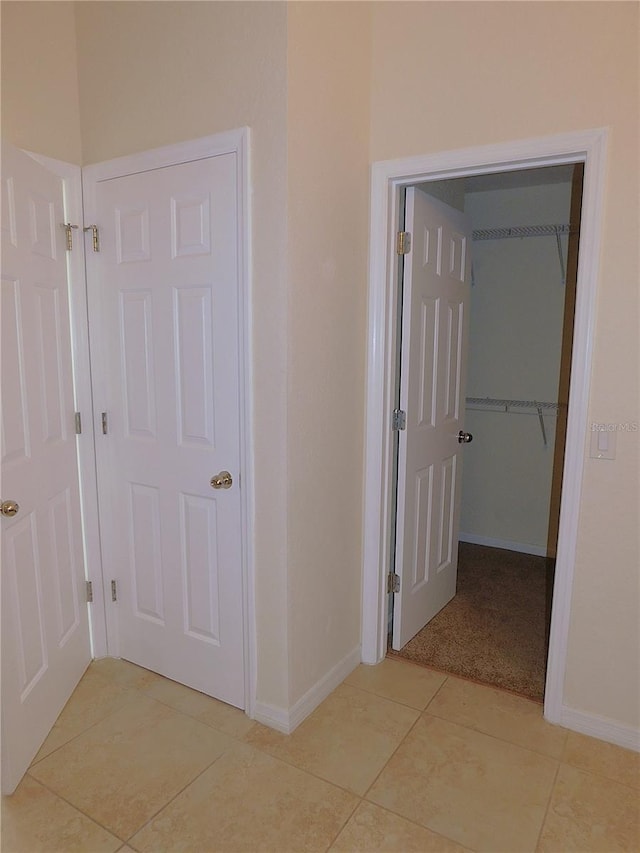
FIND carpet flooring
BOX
[390,542,553,702]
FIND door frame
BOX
[361,128,607,726]
[32,129,257,717]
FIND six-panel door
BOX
[1,143,91,793]
[393,187,472,650]
[86,153,245,708]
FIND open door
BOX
[1,143,91,793]
[392,187,472,649]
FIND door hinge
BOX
[392,409,406,431]
[74,412,82,434]
[387,573,400,594]
[86,581,93,602]
[101,412,108,434]
[396,231,412,255]
[111,580,117,602]
[61,222,79,251]
[83,224,100,252]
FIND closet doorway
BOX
[389,164,583,702]
[360,129,607,726]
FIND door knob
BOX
[457,431,473,444]
[210,471,233,490]
[1,500,20,517]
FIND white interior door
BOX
[84,150,245,708]
[1,143,91,793]
[392,187,472,649]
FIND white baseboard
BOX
[459,532,548,558]
[558,706,640,753]
[252,645,361,735]
[288,645,361,733]
[252,701,292,735]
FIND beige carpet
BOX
[390,542,552,702]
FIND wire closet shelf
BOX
[471,222,577,286]
[465,397,567,447]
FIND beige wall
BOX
[3,0,638,733]
[1,1,82,163]
[72,0,291,710]
[371,1,639,729]
[286,1,371,704]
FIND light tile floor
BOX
[2,657,639,852]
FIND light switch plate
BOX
[589,425,616,459]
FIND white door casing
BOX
[361,129,607,733]
[393,188,472,649]
[83,136,251,709]
[1,143,91,793]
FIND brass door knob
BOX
[210,471,233,490]
[1,500,20,517]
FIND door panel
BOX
[86,153,245,708]
[393,187,472,649]
[1,143,91,794]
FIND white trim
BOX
[361,130,608,731]
[252,701,291,735]
[559,707,640,753]
[81,128,246,180]
[236,129,257,719]
[253,645,361,734]
[459,533,547,558]
[81,130,256,714]
[288,645,361,733]
[25,151,108,658]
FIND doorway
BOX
[361,129,607,727]
[389,164,583,702]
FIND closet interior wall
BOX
[459,177,574,556]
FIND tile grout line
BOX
[420,667,568,761]
[242,683,425,800]
[28,688,141,769]
[554,759,640,795]
[238,736,371,800]
[114,663,258,741]
[24,771,128,845]
[30,727,248,848]
[352,687,562,852]
[343,669,450,712]
[424,670,451,707]
[134,686,244,735]
[321,794,363,852]
[100,672,267,843]
[419,708,565,767]
[360,798,478,852]
[422,705,569,762]
[533,754,562,851]
[356,711,478,851]
[26,665,247,845]
[360,708,425,800]
[121,746,235,846]
[34,662,367,841]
